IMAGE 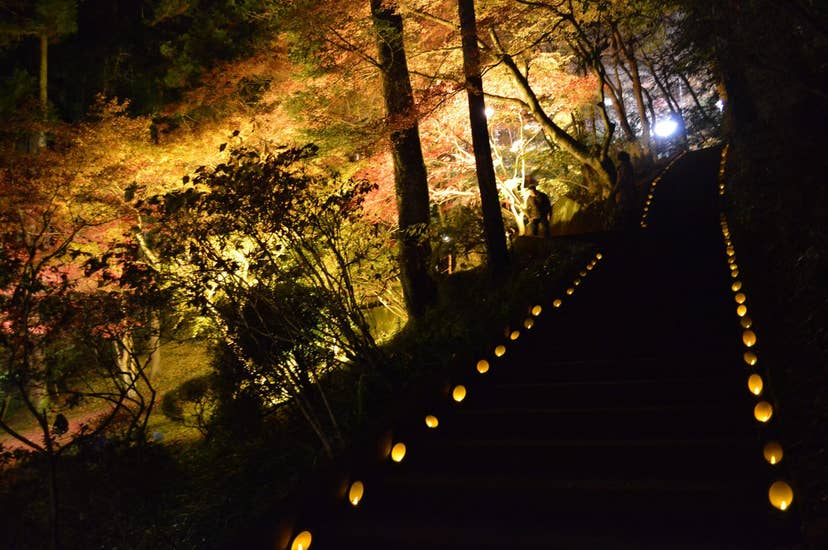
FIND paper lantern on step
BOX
[495,344,506,357]
[391,442,407,462]
[291,531,312,550]
[740,316,753,329]
[731,281,742,292]
[580,270,587,277]
[476,359,490,374]
[763,441,783,465]
[348,481,365,506]
[510,330,521,341]
[737,304,748,317]
[734,292,746,304]
[743,351,758,366]
[452,385,467,402]
[425,415,439,428]
[523,317,535,329]
[566,287,575,295]
[769,481,794,511]
[754,401,773,423]
[742,330,757,347]
[553,299,563,308]
[748,373,764,396]
[596,253,603,260]
[731,270,740,278]
[574,278,581,286]
[531,305,543,316]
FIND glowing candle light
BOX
[764,441,783,465]
[566,287,574,295]
[495,344,506,357]
[731,270,740,278]
[348,481,365,506]
[425,415,439,428]
[291,531,312,550]
[754,401,773,423]
[740,316,753,329]
[769,481,794,511]
[579,271,587,277]
[596,253,603,260]
[531,305,543,316]
[476,359,490,374]
[744,351,758,366]
[730,263,739,271]
[748,373,764,396]
[574,279,581,286]
[734,293,746,304]
[553,299,562,308]
[743,330,757,347]
[452,385,467,402]
[732,281,742,291]
[510,330,520,341]
[737,304,748,317]
[391,442,407,462]
[523,318,535,329]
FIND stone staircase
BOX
[275,149,799,549]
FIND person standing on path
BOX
[613,151,637,230]
[525,175,552,237]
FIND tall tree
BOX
[370,0,436,319]
[458,0,508,275]
[0,0,77,146]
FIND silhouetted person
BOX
[525,176,552,237]
[613,151,637,230]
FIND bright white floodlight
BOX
[654,118,679,138]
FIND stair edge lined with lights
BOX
[716,144,801,532]
[282,249,606,550]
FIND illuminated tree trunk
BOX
[614,29,652,160]
[37,33,48,149]
[370,0,435,319]
[491,30,614,191]
[458,0,509,275]
[148,311,161,379]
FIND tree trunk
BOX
[607,53,638,148]
[615,30,652,160]
[458,0,509,276]
[491,30,614,191]
[38,33,48,149]
[148,311,161,379]
[370,0,435,319]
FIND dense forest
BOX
[1,1,826,548]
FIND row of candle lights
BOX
[717,146,794,513]
[639,151,687,229]
[286,251,606,549]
